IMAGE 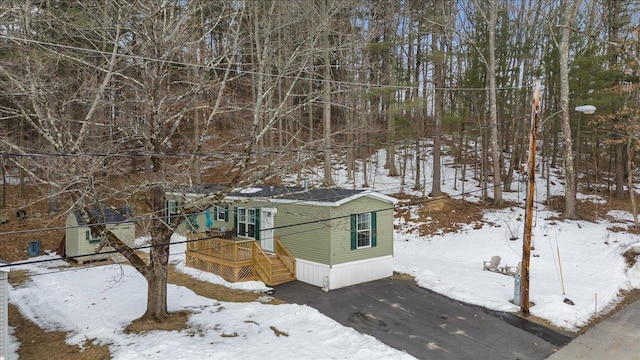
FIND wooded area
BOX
[0,0,638,323]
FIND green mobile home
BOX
[167,185,397,290]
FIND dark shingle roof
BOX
[230,186,367,203]
[72,207,132,225]
[175,184,390,203]
[171,184,397,205]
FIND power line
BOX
[0,112,536,159]
[0,164,505,238]
[0,177,519,271]
[0,33,534,92]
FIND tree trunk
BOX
[386,95,398,176]
[0,156,5,208]
[322,19,334,187]
[140,174,172,320]
[615,142,625,199]
[143,253,169,320]
[627,138,638,227]
[488,0,502,206]
[559,0,582,219]
[48,183,58,214]
[308,69,314,144]
[384,1,398,177]
[193,106,202,184]
[414,139,421,191]
[430,0,444,197]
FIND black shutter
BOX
[233,207,238,235]
[350,214,357,250]
[371,212,377,247]
[254,208,261,241]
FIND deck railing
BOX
[275,238,296,276]
[252,243,274,284]
[186,231,252,262]
[185,232,295,285]
[186,232,256,282]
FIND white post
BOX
[0,268,8,360]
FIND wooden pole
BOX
[521,80,541,316]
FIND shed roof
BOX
[72,207,132,226]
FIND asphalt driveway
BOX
[275,277,574,360]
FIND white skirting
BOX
[295,256,393,290]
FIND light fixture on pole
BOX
[574,105,596,114]
[520,81,596,316]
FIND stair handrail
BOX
[274,238,295,275]
[252,242,274,284]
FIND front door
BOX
[260,208,276,252]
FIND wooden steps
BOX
[185,234,296,286]
[265,255,296,286]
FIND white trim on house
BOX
[333,191,398,206]
[168,189,397,208]
[295,255,393,290]
[226,190,397,207]
[260,207,277,252]
[0,267,7,360]
[295,259,331,289]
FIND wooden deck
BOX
[185,232,296,286]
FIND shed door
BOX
[260,208,276,252]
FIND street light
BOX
[520,80,596,316]
[574,105,596,114]
[539,106,597,206]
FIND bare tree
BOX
[0,0,280,322]
[486,0,502,205]
[558,0,582,219]
[322,7,335,187]
[429,0,447,197]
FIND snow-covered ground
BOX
[321,149,640,330]
[9,244,413,360]
[6,147,640,358]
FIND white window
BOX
[356,213,371,248]
[166,200,178,224]
[351,212,377,250]
[215,205,227,221]
[86,230,102,244]
[236,208,257,239]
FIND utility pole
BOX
[521,80,541,316]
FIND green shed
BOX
[65,207,135,264]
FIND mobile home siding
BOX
[176,192,393,267]
[183,208,231,233]
[229,201,332,264]
[274,203,332,265]
[166,200,232,235]
[329,196,393,266]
